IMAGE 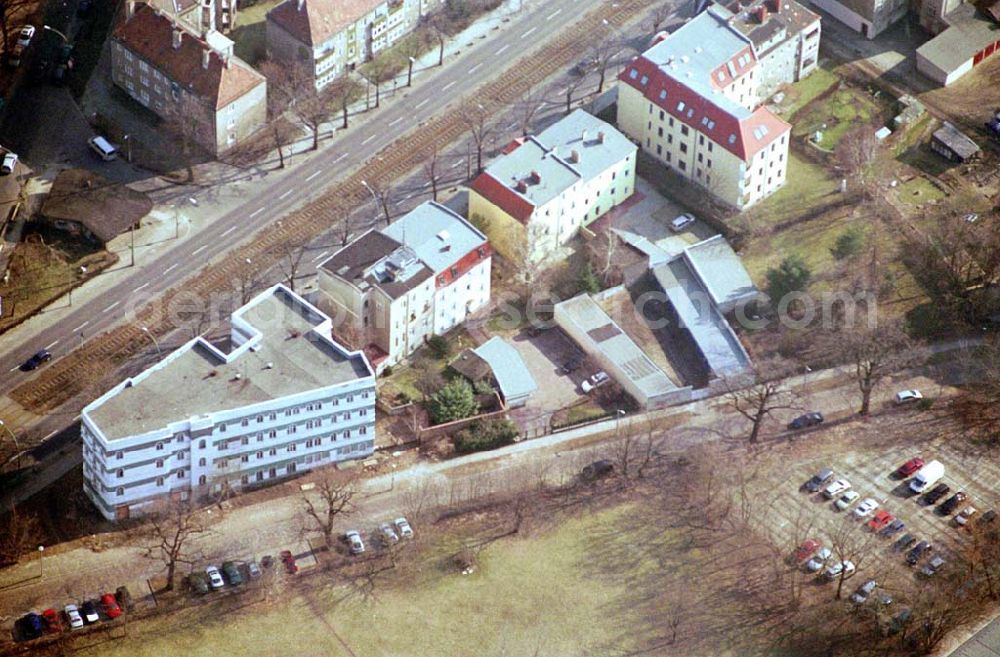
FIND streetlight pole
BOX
[0,419,20,470]
[407,56,415,87]
[360,180,380,226]
[123,134,132,163]
[37,545,44,578]
[141,327,161,356]
[42,25,69,45]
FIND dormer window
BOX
[677,101,685,112]
[658,89,667,100]
[628,69,638,80]
[639,75,648,86]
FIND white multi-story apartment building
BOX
[617,7,793,210]
[468,109,636,266]
[82,285,376,521]
[266,0,440,90]
[111,2,266,156]
[316,201,491,371]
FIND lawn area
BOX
[790,83,886,150]
[742,150,839,229]
[894,175,946,207]
[377,328,478,403]
[777,64,839,117]
[230,0,283,66]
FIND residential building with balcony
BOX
[82,285,376,521]
[110,1,266,156]
[617,7,792,210]
[468,109,636,266]
[316,201,491,371]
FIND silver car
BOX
[394,517,414,539]
[205,565,225,589]
[805,547,832,572]
[850,579,877,604]
[379,522,399,545]
[345,530,365,555]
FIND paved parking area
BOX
[506,328,586,431]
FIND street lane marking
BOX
[416,98,429,109]
[163,263,178,275]
[334,152,349,163]
[496,44,509,56]
[306,170,322,182]
[103,301,120,313]
[221,225,237,237]
[46,340,59,349]
[521,26,536,39]
[469,63,482,74]
[250,207,264,218]
[192,245,208,256]
[546,8,561,19]
[389,117,403,126]
[451,159,464,168]
[278,189,293,200]
[133,282,149,292]
[443,81,456,91]
[311,250,330,263]
[362,135,376,145]
[72,321,89,332]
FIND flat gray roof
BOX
[381,201,487,275]
[682,235,758,309]
[474,337,537,402]
[917,4,999,73]
[88,286,372,441]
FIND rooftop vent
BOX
[581,129,588,141]
[264,362,274,370]
[232,373,242,381]
[436,229,450,242]
[515,180,528,193]
[681,55,690,63]
[530,170,542,183]
[597,131,605,144]
[569,149,580,163]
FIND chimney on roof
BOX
[172,27,183,49]
[581,128,588,142]
[127,0,135,18]
[569,149,579,163]
[597,131,605,144]
[202,48,211,69]
[756,5,768,22]
[297,0,304,10]
[530,170,541,184]
[515,180,528,193]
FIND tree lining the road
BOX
[301,472,356,550]
[143,500,210,592]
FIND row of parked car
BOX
[17,588,131,641]
[345,517,414,555]
[188,560,261,594]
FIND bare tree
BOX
[327,76,364,129]
[565,73,587,115]
[423,144,441,202]
[143,500,209,591]
[268,117,299,170]
[425,11,449,66]
[587,229,622,287]
[460,103,493,176]
[293,88,335,151]
[413,361,445,401]
[0,502,41,567]
[301,472,356,550]
[834,124,880,198]
[334,208,360,248]
[364,179,394,225]
[364,57,394,109]
[164,93,212,183]
[515,86,546,137]
[591,37,623,94]
[269,241,309,292]
[835,319,919,416]
[238,257,263,304]
[826,517,878,600]
[950,338,1000,447]
[723,362,796,445]
[650,4,673,32]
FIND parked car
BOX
[379,522,399,545]
[850,579,878,604]
[788,412,824,430]
[100,593,122,619]
[246,560,262,580]
[868,510,894,532]
[876,591,893,606]
[670,212,696,232]
[17,25,36,47]
[188,572,210,594]
[825,560,856,580]
[221,561,243,586]
[853,498,879,518]
[921,555,946,577]
[803,468,834,493]
[888,608,912,635]
[260,555,274,569]
[279,550,298,574]
[879,519,906,537]
[41,608,63,633]
[955,506,978,527]
[977,509,997,526]
[894,389,923,404]
[938,492,967,516]
[896,456,925,478]
[1,151,17,174]
[80,601,99,624]
[64,604,84,629]
[923,483,951,505]
[394,517,414,539]
[581,371,610,393]
[794,538,822,562]
[115,586,134,612]
[834,490,860,511]
[805,547,832,572]
[823,478,851,499]
[906,541,932,565]
[582,459,614,480]
[19,349,52,371]
[21,612,44,639]
[345,530,365,555]
[893,533,917,552]
[205,565,225,589]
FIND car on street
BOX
[581,371,610,393]
[834,490,860,511]
[17,25,36,47]
[582,459,614,480]
[868,510,894,531]
[804,468,834,493]
[1,151,17,174]
[222,561,243,586]
[853,498,879,518]
[805,547,832,572]
[788,412,824,430]
[894,389,923,404]
[938,492,967,516]
[825,560,856,580]
[394,517,414,539]
[906,541,932,565]
[21,612,44,639]
[345,530,365,555]
[205,565,225,589]
[246,560,262,580]
[879,518,905,537]
[64,604,84,629]
[279,550,298,574]
[893,533,917,552]
[924,483,951,505]
[99,593,122,619]
[896,457,924,478]
[80,601,99,624]
[379,522,399,545]
[670,213,696,232]
[188,572,210,594]
[823,478,851,499]
[850,579,878,604]
[921,556,946,576]
[794,539,822,562]
[20,349,52,371]
[955,506,978,527]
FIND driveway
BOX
[506,328,586,433]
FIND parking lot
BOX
[506,328,589,429]
[746,407,999,601]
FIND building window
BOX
[156,442,164,451]
[156,459,164,468]
[177,470,185,479]
[198,439,206,449]
[241,455,249,463]
[269,448,277,456]
[669,118,674,127]
[241,418,249,427]
[656,144,662,155]
[679,161,687,171]
[698,153,703,163]
[681,126,689,136]
[268,430,277,438]
[116,469,124,478]
[667,135,673,144]
[199,458,206,467]
[706,175,711,185]
[242,437,249,445]
[199,475,207,486]
[269,413,277,421]
[699,135,704,146]
[241,475,249,485]
[657,127,663,137]
[288,426,297,435]
[116,451,123,460]
[219,424,226,432]
[288,444,297,452]
[116,488,124,497]
[156,477,164,486]
[708,142,713,152]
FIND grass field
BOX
[790,83,886,150]
[230,0,283,65]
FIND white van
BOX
[909,460,944,494]
[88,136,118,161]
